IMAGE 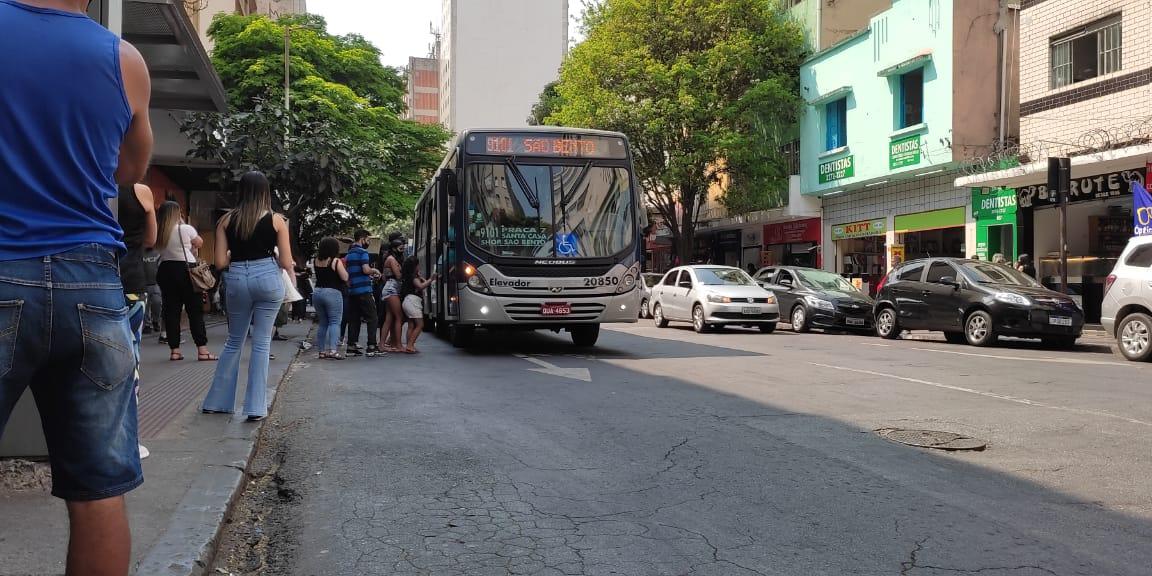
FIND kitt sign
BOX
[832,218,886,241]
[819,155,855,184]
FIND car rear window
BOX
[1125,244,1152,267]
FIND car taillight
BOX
[1105,273,1117,295]
[875,273,890,295]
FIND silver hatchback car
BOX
[1101,235,1152,361]
[649,266,780,333]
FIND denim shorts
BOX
[0,244,142,501]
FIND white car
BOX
[1101,235,1152,361]
[638,273,663,319]
[649,266,780,333]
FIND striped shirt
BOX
[345,244,373,295]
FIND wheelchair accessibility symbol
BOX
[556,233,579,257]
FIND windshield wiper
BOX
[505,157,540,211]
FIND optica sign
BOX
[765,218,821,245]
[832,218,886,240]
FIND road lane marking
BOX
[808,362,1152,428]
[908,347,1131,367]
[515,354,592,382]
[862,343,891,347]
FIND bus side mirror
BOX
[440,169,458,197]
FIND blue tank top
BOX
[0,0,131,260]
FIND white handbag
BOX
[282,269,304,303]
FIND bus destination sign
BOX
[467,133,627,159]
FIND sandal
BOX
[319,352,331,360]
[404,347,419,354]
[328,353,346,360]
[197,352,219,362]
[169,351,184,361]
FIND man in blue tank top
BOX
[0,1,153,574]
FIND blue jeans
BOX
[0,244,142,501]
[312,287,343,353]
[202,259,283,418]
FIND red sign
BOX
[764,218,821,246]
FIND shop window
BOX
[1125,244,1152,268]
[663,270,680,286]
[898,69,924,128]
[925,261,956,284]
[825,98,847,151]
[897,262,925,282]
[1050,15,1122,89]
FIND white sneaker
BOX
[139,444,150,459]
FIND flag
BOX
[1134,179,1152,236]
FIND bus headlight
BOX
[464,263,491,294]
[617,264,640,294]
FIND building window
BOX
[899,68,924,128]
[1050,16,1122,89]
[825,98,847,151]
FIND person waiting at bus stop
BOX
[345,230,383,356]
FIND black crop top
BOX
[226,212,277,262]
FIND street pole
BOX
[284,25,291,150]
[1048,157,1071,294]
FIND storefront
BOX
[763,217,821,269]
[972,187,1018,261]
[831,218,887,294]
[893,207,967,262]
[1016,166,1147,322]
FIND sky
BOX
[310,0,585,69]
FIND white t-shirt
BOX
[159,224,199,263]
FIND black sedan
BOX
[873,257,1083,347]
[754,266,875,333]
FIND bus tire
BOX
[571,324,600,347]
[449,324,474,348]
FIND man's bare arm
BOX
[115,40,152,186]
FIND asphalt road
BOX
[217,322,1152,576]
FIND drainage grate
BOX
[876,428,987,451]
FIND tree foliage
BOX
[544,0,806,259]
[184,14,450,260]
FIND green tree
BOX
[527,81,564,126]
[546,0,806,260]
[183,14,450,259]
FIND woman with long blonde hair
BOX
[156,200,215,361]
[201,171,295,421]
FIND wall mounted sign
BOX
[971,187,1018,221]
[819,155,855,184]
[832,218,886,240]
[1016,167,1146,209]
[889,135,922,169]
[764,218,821,245]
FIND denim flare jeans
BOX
[202,258,284,418]
[312,287,343,353]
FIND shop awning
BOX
[955,143,1152,189]
[124,0,228,112]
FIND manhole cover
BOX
[876,428,987,451]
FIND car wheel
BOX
[692,304,709,333]
[1042,335,1078,350]
[1117,313,1152,361]
[759,323,777,334]
[639,298,649,319]
[791,305,811,333]
[944,332,966,345]
[876,307,900,339]
[965,310,998,347]
[653,303,669,328]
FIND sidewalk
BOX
[0,317,313,576]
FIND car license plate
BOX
[541,302,571,316]
[846,317,866,326]
[1049,316,1072,326]
[741,307,760,315]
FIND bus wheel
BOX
[435,318,450,339]
[449,324,474,348]
[571,324,600,347]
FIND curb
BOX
[132,334,308,576]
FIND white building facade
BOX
[439,0,568,132]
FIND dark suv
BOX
[873,258,1084,347]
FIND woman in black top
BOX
[118,182,157,459]
[201,171,296,421]
[312,237,350,359]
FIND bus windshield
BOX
[465,162,634,258]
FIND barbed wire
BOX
[962,116,1152,178]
